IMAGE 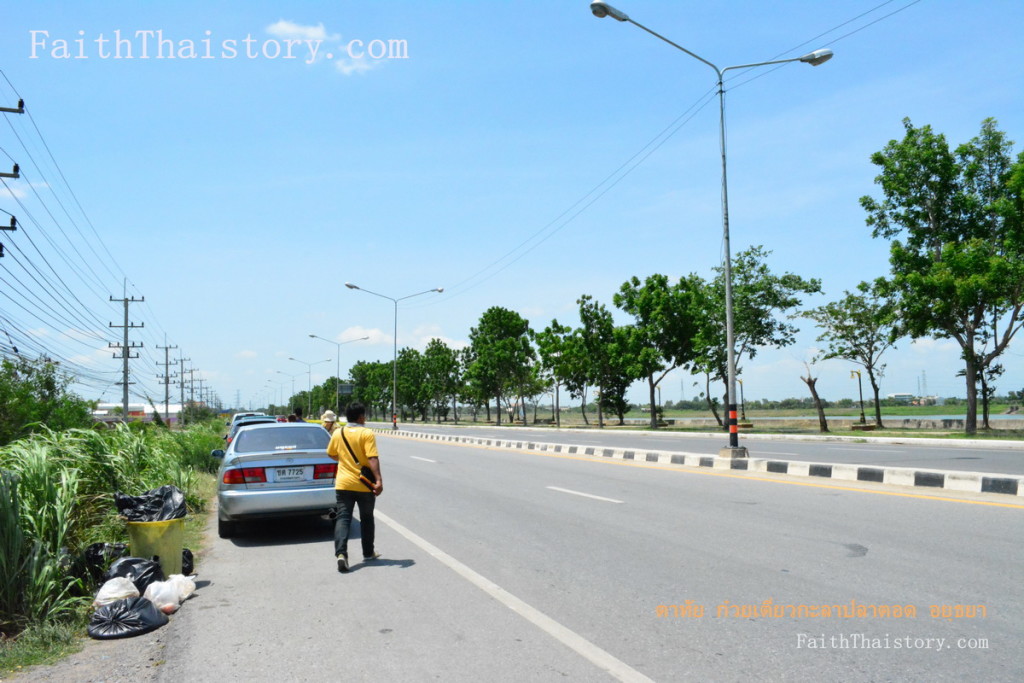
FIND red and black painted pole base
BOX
[391,413,398,431]
[719,403,749,459]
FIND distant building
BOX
[886,393,915,405]
[93,402,183,424]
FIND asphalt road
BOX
[155,433,1023,682]
[373,422,1024,475]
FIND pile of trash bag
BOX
[115,484,187,521]
[86,485,199,640]
[88,560,197,638]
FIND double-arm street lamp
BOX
[288,356,331,418]
[590,1,833,457]
[345,282,444,430]
[308,334,370,413]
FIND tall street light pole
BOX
[288,357,331,418]
[308,334,370,413]
[345,283,444,430]
[276,370,303,407]
[590,1,833,457]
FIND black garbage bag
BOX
[83,542,129,580]
[182,548,194,575]
[103,556,165,595]
[115,485,187,521]
[88,596,168,639]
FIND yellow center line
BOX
[379,433,1024,510]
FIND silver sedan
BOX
[213,422,336,538]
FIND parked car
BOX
[226,411,265,427]
[212,422,336,538]
[224,415,278,446]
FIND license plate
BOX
[275,467,307,482]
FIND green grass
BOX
[0,474,215,678]
[0,613,89,674]
[0,420,221,676]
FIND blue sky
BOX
[1,1,1023,410]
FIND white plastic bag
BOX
[143,580,181,614]
[93,577,139,608]
[166,574,196,602]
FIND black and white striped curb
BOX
[375,428,1024,498]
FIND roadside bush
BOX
[0,420,221,639]
[0,358,94,447]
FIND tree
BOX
[0,357,94,445]
[468,307,535,425]
[349,360,392,420]
[802,280,897,427]
[800,363,829,433]
[422,338,460,422]
[535,321,588,427]
[613,274,706,429]
[396,347,429,421]
[693,245,822,427]
[862,118,1024,435]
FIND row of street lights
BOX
[344,283,444,430]
[268,286,442,427]
[258,3,830,448]
[590,0,833,456]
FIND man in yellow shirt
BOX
[326,402,383,572]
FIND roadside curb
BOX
[374,428,1024,498]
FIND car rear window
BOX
[233,427,330,454]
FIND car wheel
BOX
[218,517,238,538]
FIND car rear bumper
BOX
[218,486,336,520]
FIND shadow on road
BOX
[229,515,335,547]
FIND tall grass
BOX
[0,419,222,639]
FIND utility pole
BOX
[109,287,144,422]
[0,211,15,259]
[177,353,190,420]
[156,339,178,424]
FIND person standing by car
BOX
[327,402,383,572]
[320,410,339,433]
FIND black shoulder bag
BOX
[340,427,378,492]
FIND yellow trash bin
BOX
[127,519,184,577]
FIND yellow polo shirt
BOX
[327,423,379,492]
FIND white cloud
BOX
[410,325,468,351]
[236,350,258,359]
[909,338,959,354]
[265,20,335,42]
[1,180,48,201]
[340,325,390,346]
[334,57,377,76]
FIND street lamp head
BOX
[344,282,359,290]
[590,0,629,21]
[435,287,444,293]
[799,49,833,67]
[308,334,315,338]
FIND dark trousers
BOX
[333,489,376,559]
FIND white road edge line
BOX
[410,456,437,463]
[546,486,624,504]
[375,510,652,683]
[831,447,905,453]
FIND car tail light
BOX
[314,464,337,480]
[222,467,267,484]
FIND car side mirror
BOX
[211,449,225,459]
